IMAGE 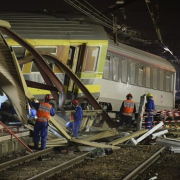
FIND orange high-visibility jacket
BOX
[70,113,74,122]
[36,102,52,122]
[123,100,135,116]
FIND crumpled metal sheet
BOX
[0,33,27,124]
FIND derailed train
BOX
[0,12,176,118]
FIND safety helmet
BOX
[126,93,133,98]
[147,93,153,98]
[72,99,79,106]
[45,94,53,102]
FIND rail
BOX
[123,147,165,180]
[0,148,54,171]
[28,152,91,180]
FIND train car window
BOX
[113,57,119,81]
[122,60,127,83]
[12,46,25,59]
[153,69,157,89]
[31,62,39,72]
[130,62,136,84]
[159,70,164,90]
[170,74,174,92]
[166,72,171,92]
[84,46,99,72]
[35,46,57,55]
[68,48,73,60]
[103,55,110,79]
[146,67,151,88]
[31,60,54,72]
[138,65,143,86]
[46,61,54,71]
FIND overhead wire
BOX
[145,0,178,61]
[63,0,156,44]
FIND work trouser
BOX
[145,115,153,130]
[34,120,48,150]
[119,115,132,128]
[73,120,81,137]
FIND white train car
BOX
[94,40,176,118]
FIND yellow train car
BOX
[0,12,108,108]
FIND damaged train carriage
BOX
[0,12,108,110]
[0,12,176,121]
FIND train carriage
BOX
[0,12,176,116]
[96,41,176,118]
[0,12,108,107]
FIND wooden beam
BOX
[50,117,71,140]
[70,138,120,150]
[83,129,118,142]
[109,129,148,146]
[65,110,103,116]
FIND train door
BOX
[64,46,79,93]
[64,44,86,99]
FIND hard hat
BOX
[147,93,153,98]
[45,94,53,102]
[126,93,132,97]
[72,99,79,106]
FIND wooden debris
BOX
[83,129,118,142]
[65,110,103,116]
[50,117,71,140]
[109,129,148,146]
[79,117,89,131]
[70,138,120,150]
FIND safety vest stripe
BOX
[37,117,48,122]
[123,112,133,116]
[124,101,134,108]
[38,104,51,112]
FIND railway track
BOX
[28,152,90,180]
[0,146,167,180]
[0,147,90,180]
[123,147,166,180]
[0,148,54,171]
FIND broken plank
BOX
[109,129,148,146]
[70,138,120,150]
[46,144,68,147]
[65,110,103,116]
[83,130,118,142]
[50,117,71,140]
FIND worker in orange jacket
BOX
[32,94,55,150]
[118,93,136,128]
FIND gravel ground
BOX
[0,150,84,180]
[47,146,160,180]
[1,145,178,180]
[135,150,180,180]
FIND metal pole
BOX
[0,121,34,153]
[136,94,146,131]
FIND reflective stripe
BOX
[123,100,134,116]
[36,118,48,122]
[124,101,134,108]
[38,104,51,113]
[37,102,52,120]
[123,112,133,116]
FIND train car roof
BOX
[108,40,175,72]
[0,12,107,40]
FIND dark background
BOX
[1,0,179,61]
